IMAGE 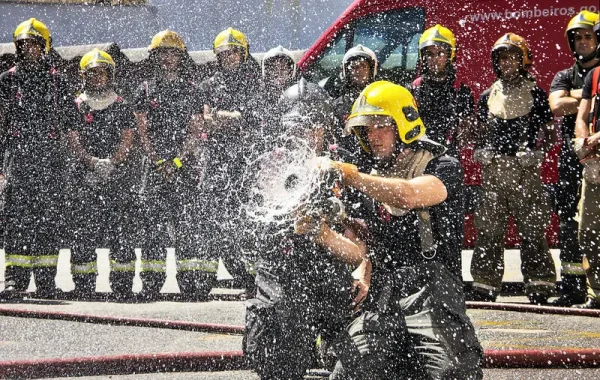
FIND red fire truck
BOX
[298,0,598,247]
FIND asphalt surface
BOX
[2,249,600,379]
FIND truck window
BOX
[305,7,425,87]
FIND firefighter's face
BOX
[422,44,449,75]
[219,49,244,71]
[347,59,372,88]
[573,29,598,58]
[365,124,397,160]
[86,67,110,90]
[16,39,44,62]
[156,48,181,71]
[497,49,521,81]
[266,58,294,87]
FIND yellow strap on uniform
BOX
[72,262,98,274]
[176,259,218,273]
[156,159,166,166]
[140,260,166,273]
[173,157,183,169]
[560,262,586,276]
[110,260,136,272]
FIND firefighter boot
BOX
[71,274,96,300]
[34,267,61,298]
[139,272,166,301]
[552,274,586,307]
[176,270,216,301]
[2,267,31,298]
[110,272,135,301]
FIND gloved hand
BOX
[94,158,115,180]
[516,150,544,168]
[319,159,359,184]
[473,149,494,166]
[294,212,325,238]
[582,157,600,185]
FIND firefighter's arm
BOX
[543,120,559,152]
[111,128,135,164]
[134,112,158,162]
[313,223,367,266]
[575,98,593,139]
[176,113,203,164]
[333,162,448,209]
[549,89,580,117]
[67,130,97,169]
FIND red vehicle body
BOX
[298,0,598,248]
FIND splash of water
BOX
[242,136,333,230]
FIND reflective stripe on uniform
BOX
[5,254,34,268]
[140,260,166,273]
[71,262,98,274]
[110,260,136,272]
[176,259,218,273]
[472,281,501,293]
[524,280,555,289]
[32,255,59,268]
[560,262,586,276]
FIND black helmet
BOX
[278,78,336,137]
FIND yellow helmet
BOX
[213,27,249,59]
[565,11,599,56]
[419,24,456,61]
[491,33,532,76]
[13,18,51,54]
[80,49,116,78]
[345,81,425,152]
[149,30,186,52]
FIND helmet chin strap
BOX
[575,49,599,64]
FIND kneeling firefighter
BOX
[66,49,136,298]
[327,81,483,379]
[134,30,207,299]
[244,79,365,379]
[471,33,556,304]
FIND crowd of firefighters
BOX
[1,9,600,379]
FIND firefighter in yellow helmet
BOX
[134,30,208,300]
[411,24,476,158]
[324,80,483,379]
[64,49,136,299]
[570,13,600,309]
[470,34,556,304]
[0,18,69,298]
[548,10,600,306]
[196,27,261,297]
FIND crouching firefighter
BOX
[243,79,367,379]
[134,30,206,300]
[327,81,483,380]
[65,49,136,299]
[0,18,70,297]
[471,33,556,304]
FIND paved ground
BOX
[1,249,598,379]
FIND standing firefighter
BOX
[471,34,556,304]
[198,27,261,296]
[0,19,69,297]
[411,24,476,158]
[329,81,483,379]
[549,10,600,306]
[66,49,136,299]
[134,30,205,300]
[332,44,378,159]
[573,15,600,310]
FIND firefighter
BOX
[471,34,556,304]
[549,10,600,306]
[244,79,364,379]
[197,27,261,296]
[0,18,69,298]
[134,30,205,300]
[572,16,600,310]
[328,81,483,379]
[332,44,378,160]
[411,24,476,158]
[65,49,136,299]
